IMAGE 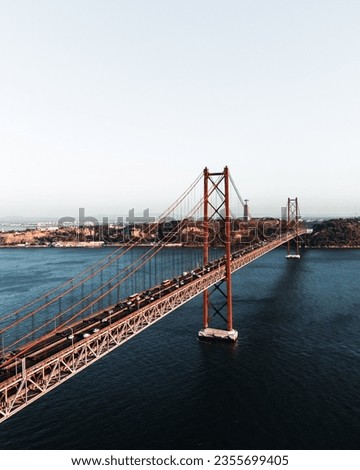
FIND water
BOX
[0,246,208,352]
[0,247,359,449]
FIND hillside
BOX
[307,218,360,248]
[0,227,99,247]
[1,218,360,248]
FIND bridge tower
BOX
[286,197,301,259]
[198,166,238,342]
[243,199,250,221]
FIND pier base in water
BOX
[198,327,238,342]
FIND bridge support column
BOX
[286,197,301,259]
[202,167,209,329]
[198,166,238,342]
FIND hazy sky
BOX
[1,0,359,218]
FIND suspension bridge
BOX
[0,167,307,423]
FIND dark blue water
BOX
[0,248,359,449]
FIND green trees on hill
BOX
[307,218,360,247]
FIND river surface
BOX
[0,247,359,450]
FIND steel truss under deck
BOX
[0,229,306,423]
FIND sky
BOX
[0,0,359,219]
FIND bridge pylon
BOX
[198,166,238,342]
[286,197,301,259]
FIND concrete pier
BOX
[198,327,238,342]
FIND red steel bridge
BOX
[0,167,307,423]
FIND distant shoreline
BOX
[1,244,359,250]
[0,243,204,249]
[304,246,360,249]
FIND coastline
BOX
[304,246,360,249]
[1,244,360,249]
